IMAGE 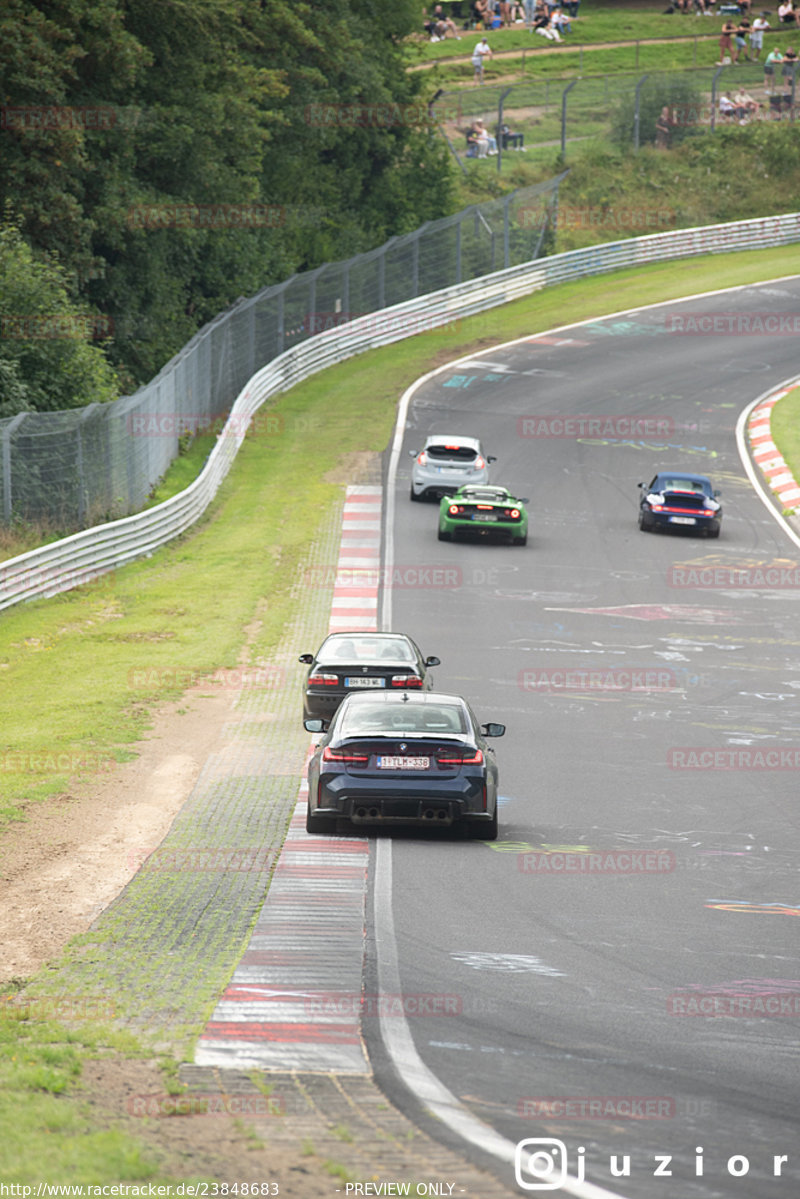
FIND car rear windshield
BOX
[339,702,468,737]
[319,637,415,664]
[659,479,710,494]
[427,445,478,462]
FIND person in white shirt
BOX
[749,14,769,58]
[471,36,493,83]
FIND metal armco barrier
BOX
[2,211,799,613]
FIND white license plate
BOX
[344,677,385,688]
[669,516,696,525]
[473,513,497,522]
[378,756,430,770]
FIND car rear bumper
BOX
[312,773,490,823]
[648,511,721,533]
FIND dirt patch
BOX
[0,685,235,985]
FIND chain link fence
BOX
[0,176,564,529]
[434,62,797,164]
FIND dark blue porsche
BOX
[638,472,722,537]
[303,691,504,839]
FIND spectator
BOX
[472,0,491,27]
[523,0,537,27]
[474,118,498,152]
[564,0,580,14]
[749,13,769,58]
[533,8,562,37]
[432,4,462,37]
[718,18,738,62]
[778,0,800,22]
[764,44,783,90]
[551,7,573,33]
[500,121,526,149]
[735,14,751,54]
[733,85,760,117]
[719,91,737,118]
[472,35,493,82]
[655,106,674,147]
[782,43,799,83]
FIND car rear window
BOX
[319,637,414,664]
[339,702,468,737]
[427,444,478,462]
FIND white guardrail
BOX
[2,212,799,613]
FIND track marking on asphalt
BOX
[194,485,380,1072]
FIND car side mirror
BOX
[637,482,646,489]
[517,497,530,504]
[487,455,497,463]
[408,449,419,457]
[299,653,314,664]
[304,718,327,733]
[714,490,721,497]
[425,656,441,667]
[481,722,505,737]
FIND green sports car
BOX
[438,484,529,545]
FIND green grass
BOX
[3,244,800,827]
[770,386,800,510]
[0,1008,197,1184]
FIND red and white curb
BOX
[195,485,381,1072]
[748,387,800,513]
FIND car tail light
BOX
[510,509,520,519]
[438,748,483,764]
[391,674,423,688]
[322,746,368,763]
[448,504,459,515]
[416,451,427,466]
[474,455,486,470]
[309,672,338,686]
[476,504,493,510]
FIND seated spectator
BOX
[473,118,498,153]
[778,0,800,22]
[431,4,462,37]
[533,9,562,37]
[500,121,526,149]
[719,91,737,118]
[465,124,486,157]
[733,85,759,118]
[551,7,572,32]
[472,0,491,27]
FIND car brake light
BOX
[510,509,520,519]
[391,675,423,687]
[448,504,459,515]
[474,456,485,470]
[416,451,427,466]
[438,748,483,764]
[322,746,368,762]
[309,672,338,685]
[476,504,493,510]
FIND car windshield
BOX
[339,701,468,737]
[318,636,414,663]
[427,444,477,462]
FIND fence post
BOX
[76,404,99,526]
[2,413,26,522]
[497,86,513,174]
[561,79,578,157]
[634,73,649,152]
[710,64,726,132]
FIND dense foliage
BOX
[0,0,453,400]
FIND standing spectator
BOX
[472,35,493,82]
[782,44,799,85]
[718,18,738,62]
[523,0,537,27]
[655,106,673,148]
[749,12,769,58]
[735,14,751,55]
[764,44,783,90]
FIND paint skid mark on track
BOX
[546,603,744,624]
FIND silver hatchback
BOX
[409,434,496,501]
